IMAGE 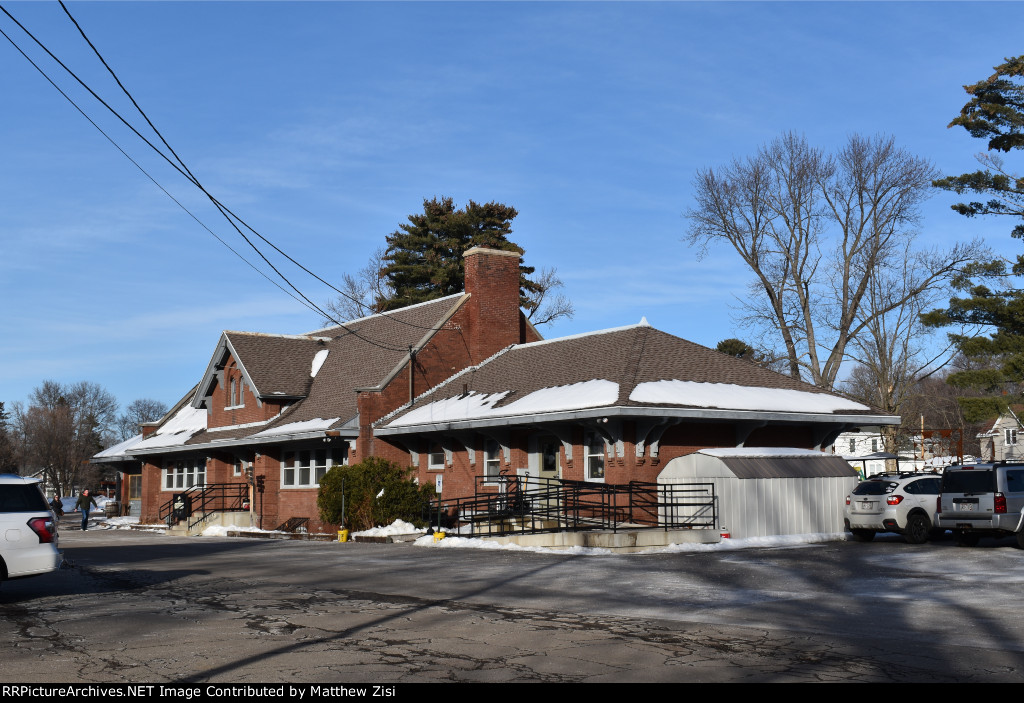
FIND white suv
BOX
[0,474,60,583]
[844,472,943,544]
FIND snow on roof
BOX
[252,417,340,437]
[699,447,826,458]
[133,404,208,450]
[387,379,620,427]
[629,380,870,414]
[94,433,145,459]
[310,349,329,378]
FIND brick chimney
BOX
[463,246,522,362]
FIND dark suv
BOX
[0,474,60,583]
[936,462,1024,547]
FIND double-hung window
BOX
[1007,428,1018,446]
[584,432,605,482]
[163,457,206,490]
[281,449,340,488]
[484,439,501,483]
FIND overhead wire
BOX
[52,1,448,336]
[0,3,439,350]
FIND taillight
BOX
[27,517,55,543]
[995,492,1007,514]
[936,496,942,514]
[887,495,904,505]
[845,495,851,505]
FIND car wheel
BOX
[954,531,980,547]
[851,529,875,543]
[905,514,931,544]
[1016,531,1024,550]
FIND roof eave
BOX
[130,427,359,455]
[375,405,901,436]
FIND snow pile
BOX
[389,379,619,427]
[93,516,139,530]
[415,531,848,554]
[629,380,870,414]
[351,520,425,537]
[200,524,285,537]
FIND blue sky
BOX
[1,1,1021,413]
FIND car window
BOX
[1005,469,1024,492]
[0,483,49,512]
[852,481,895,496]
[942,470,996,494]
[905,478,940,494]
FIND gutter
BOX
[374,405,901,436]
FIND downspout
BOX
[408,345,416,404]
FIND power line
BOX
[0,3,430,350]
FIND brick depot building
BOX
[105,246,897,532]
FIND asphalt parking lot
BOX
[3,527,1024,683]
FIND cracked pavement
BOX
[3,528,1024,682]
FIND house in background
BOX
[97,246,901,537]
[978,408,1024,462]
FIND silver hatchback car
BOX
[844,472,943,544]
[0,474,60,583]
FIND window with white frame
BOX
[849,438,856,454]
[484,439,501,483]
[584,432,605,481]
[1006,428,1018,446]
[428,442,445,471]
[281,448,343,488]
[233,455,251,477]
[871,439,878,452]
[163,457,206,490]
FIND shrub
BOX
[317,457,434,531]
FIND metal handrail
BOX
[157,483,249,530]
[427,475,716,538]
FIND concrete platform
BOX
[476,528,720,552]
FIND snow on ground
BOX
[200,524,286,537]
[414,531,850,555]
[351,520,425,537]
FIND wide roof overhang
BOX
[374,405,900,436]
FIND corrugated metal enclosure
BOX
[658,448,858,538]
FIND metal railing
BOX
[158,483,249,532]
[426,474,716,538]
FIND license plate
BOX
[958,503,975,511]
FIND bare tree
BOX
[15,381,118,494]
[0,401,18,472]
[116,398,169,441]
[325,246,574,327]
[323,246,393,323]
[522,267,575,326]
[686,132,985,390]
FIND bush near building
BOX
[317,457,434,531]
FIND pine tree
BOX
[927,56,1024,421]
[380,197,541,311]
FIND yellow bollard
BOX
[338,529,349,543]
[433,531,446,542]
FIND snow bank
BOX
[415,531,849,555]
[352,519,425,537]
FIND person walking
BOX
[50,494,64,518]
[75,490,98,531]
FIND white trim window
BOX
[163,457,206,490]
[584,432,606,482]
[233,455,251,478]
[281,448,343,488]
[1006,428,1018,446]
[428,442,445,471]
[484,439,501,483]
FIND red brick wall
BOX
[464,247,523,363]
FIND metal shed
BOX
[658,448,858,539]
